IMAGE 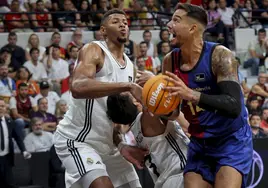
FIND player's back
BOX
[56,41,134,155]
[171,41,249,138]
[131,113,189,188]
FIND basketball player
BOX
[106,92,189,188]
[53,9,148,188]
[162,3,253,188]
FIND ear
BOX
[100,25,107,39]
[189,24,197,34]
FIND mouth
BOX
[120,29,127,35]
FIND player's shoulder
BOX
[81,42,102,53]
[212,45,233,58]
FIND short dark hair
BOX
[249,96,259,102]
[159,29,169,40]
[249,112,261,120]
[143,30,151,37]
[51,44,60,49]
[36,0,43,4]
[258,28,266,34]
[101,9,127,26]
[107,94,139,125]
[37,97,47,105]
[70,45,78,52]
[139,41,148,47]
[8,32,17,38]
[176,3,208,27]
[30,47,40,55]
[18,82,28,89]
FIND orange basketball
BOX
[142,75,181,115]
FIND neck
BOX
[105,40,125,60]
[32,60,38,65]
[19,95,26,101]
[180,36,203,65]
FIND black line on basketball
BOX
[169,95,180,114]
[146,78,161,108]
[164,91,177,114]
[153,80,168,113]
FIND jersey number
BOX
[187,101,204,115]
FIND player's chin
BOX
[117,37,127,43]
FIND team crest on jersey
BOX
[129,76,133,82]
[195,73,205,82]
[87,157,94,164]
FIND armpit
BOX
[211,45,239,83]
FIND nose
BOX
[167,21,172,31]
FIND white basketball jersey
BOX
[131,113,189,188]
[56,41,134,155]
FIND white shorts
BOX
[161,173,184,188]
[53,132,141,188]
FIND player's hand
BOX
[120,144,149,169]
[164,71,193,101]
[136,70,154,87]
[130,83,143,104]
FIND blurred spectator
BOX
[206,0,226,44]
[9,83,37,139]
[157,29,170,55]
[160,0,174,13]
[94,30,104,41]
[0,63,16,104]
[25,33,46,62]
[46,32,66,59]
[124,31,138,62]
[247,73,268,106]
[92,0,112,24]
[139,0,158,30]
[33,81,60,114]
[217,0,235,27]
[28,0,52,10]
[55,99,68,122]
[244,29,267,76]
[247,95,262,114]
[1,32,25,75]
[44,44,69,95]
[16,66,40,97]
[79,0,95,27]
[179,0,202,6]
[143,30,158,58]
[258,0,268,28]
[49,145,65,188]
[158,41,171,72]
[24,117,53,152]
[57,0,84,31]
[66,29,84,57]
[237,58,251,95]
[31,0,55,32]
[4,0,32,32]
[23,47,48,82]
[250,112,267,138]
[7,0,30,11]
[61,62,74,94]
[0,98,31,188]
[139,41,157,74]
[0,0,10,13]
[67,46,78,65]
[136,56,155,75]
[0,48,12,73]
[237,0,253,27]
[260,107,268,133]
[30,97,57,132]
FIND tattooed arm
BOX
[190,45,242,118]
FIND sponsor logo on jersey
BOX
[195,73,205,82]
[149,83,164,106]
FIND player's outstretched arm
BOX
[164,46,242,118]
[71,43,142,100]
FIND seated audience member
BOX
[124,31,138,62]
[217,0,234,28]
[23,48,48,82]
[93,30,104,41]
[244,29,267,76]
[139,41,157,75]
[61,63,74,94]
[67,46,78,65]
[4,0,32,32]
[34,81,60,115]
[157,29,170,55]
[135,56,154,87]
[49,145,65,188]
[258,0,268,28]
[247,96,262,115]
[0,0,10,13]
[92,0,111,25]
[250,112,267,138]
[158,41,171,72]
[25,33,46,62]
[46,32,66,59]
[79,0,95,27]
[260,107,268,134]
[31,0,55,32]
[57,0,84,31]
[30,97,57,132]
[9,82,37,138]
[55,99,68,122]
[16,67,40,97]
[0,48,12,76]
[142,30,158,58]
[44,44,69,95]
[1,32,25,75]
[247,73,268,106]
[0,63,16,103]
[66,29,84,57]
[24,117,53,152]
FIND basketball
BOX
[142,75,181,115]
